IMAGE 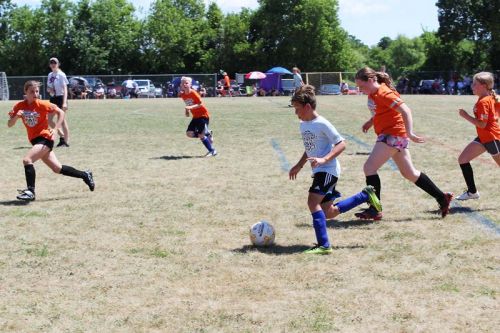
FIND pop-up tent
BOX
[259,67,293,92]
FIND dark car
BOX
[68,77,91,99]
[419,79,445,94]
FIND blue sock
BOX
[335,191,368,214]
[201,137,213,152]
[312,210,330,248]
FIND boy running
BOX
[289,85,381,254]
[179,76,217,157]
[8,81,94,201]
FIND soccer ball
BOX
[249,220,275,246]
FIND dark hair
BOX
[355,67,396,91]
[291,84,316,109]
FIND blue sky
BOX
[16,0,439,46]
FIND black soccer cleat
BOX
[83,170,95,191]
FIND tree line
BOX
[0,0,498,77]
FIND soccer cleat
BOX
[303,244,333,255]
[57,139,69,147]
[205,149,217,157]
[456,190,480,201]
[16,189,35,201]
[439,192,454,218]
[355,207,383,221]
[362,185,382,212]
[83,170,95,191]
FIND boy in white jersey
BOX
[289,85,381,254]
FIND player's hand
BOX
[408,132,425,143]
[289,164,302,180]
[185,109,190,117]
[16,110,24,118]
[362,120,372,133]
[62,103,68,111]
[458,109,468,118]
[307,157,326,168]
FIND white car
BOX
[134,79,156,98]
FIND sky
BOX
[15,0,440,46]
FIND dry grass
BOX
[0,95,498,332]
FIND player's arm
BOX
[50,103,65,129]
[289,151,308,180]
[362,117,373,133]
[7,110,22,127]
[62,83,68,110]
[395,103,425,143]
[307,141,346,168]
[459,109,487,129]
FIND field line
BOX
[270,138,291,172]
[341,132,398,170]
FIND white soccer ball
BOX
[249,220,275,246]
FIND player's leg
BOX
[393,149,453,217]
[457,140,485,200]
[42,151,95,191]
[356,141,396,219]
[57,115,70,147]
[197,119,216,156]
[17,143,52,201]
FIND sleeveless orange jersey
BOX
[10,99,54,142]
[474,95,500,143]
[224,75,230,88]
[180,89,209,119]
[368,83,406,137]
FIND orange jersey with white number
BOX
[368,83,406,137]
[473,95,500,143]
[180,89,209,119]
[10,99,54,141]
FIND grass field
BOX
[0,95,498,332]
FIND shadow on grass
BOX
[346,151,371,156]
[426,206,497,215]
[0,200,30,206]
[233,243,366,255]
[13,146,31,150]
[151,155,204,161]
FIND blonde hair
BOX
[181,76,192,85]
[293,67,300,73]
[355,67,396,92]
[24,80,41,93]
[291,84,316,109]
[473,72,499,102]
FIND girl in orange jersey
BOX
[179,76,217,157]
[8,81,94,201]
[354,67,453,219]
[456,72,500,200]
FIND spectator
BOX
[340,81,349,95]
[123,78,138,98]
[94,84,105,99]
[199,84,207,97]
[222,72,232,97]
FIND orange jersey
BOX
[368,83,406,137]
[224,75,230,88]
[180,89,209,119]
[473,95,500,143]
[10,99,54,142]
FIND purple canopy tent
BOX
[259,73,282,92]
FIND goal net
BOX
[304,72,357,95]
[0,72,8,100]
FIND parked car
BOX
[281,79,295,95]
[319,84,341,95]
[134,79,156,98]
[418,79,445,94]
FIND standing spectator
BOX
[222,72,232,97]
[47,57,70,147]
[340,81,349,95]
[123,78,138,98]
[289,67,304,106]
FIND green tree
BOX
[199,2,224,71]
[437,0,500,69]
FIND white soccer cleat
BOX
[204,149,217,157]
[456,191,480,201]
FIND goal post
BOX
[0,72,9,100]
[304,72,357,95]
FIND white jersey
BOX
[47,70,68,96]
[300,115,344,176]
[293,73,303,88]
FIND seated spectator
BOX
[340,81,349,95]
[94,84,105,99]
[199,84,207,97]
[258,88,267,96]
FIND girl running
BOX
[354,67,453,219]
[179,76,217,157]
[47,57,70,147]
[456,72,500,200]
[8,81,94,201]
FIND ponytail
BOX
[355,66,396,92]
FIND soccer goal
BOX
[0,72,8,100]
[304,72,357,95]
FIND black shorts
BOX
[30,136,54,150]
[49,95,64,108]
[187,117,209,136]
[474,137,500,156]
[309,172,339,203]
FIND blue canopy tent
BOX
[259,67,293,92]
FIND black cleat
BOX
[83,170,95,191]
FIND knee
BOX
[400,169,419,182]
[51,165,61,174]
[186,132,194,138]
[22,158,32,165]
[458,154,469,165]
[198,134,205,140]
[363,162,377,176]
